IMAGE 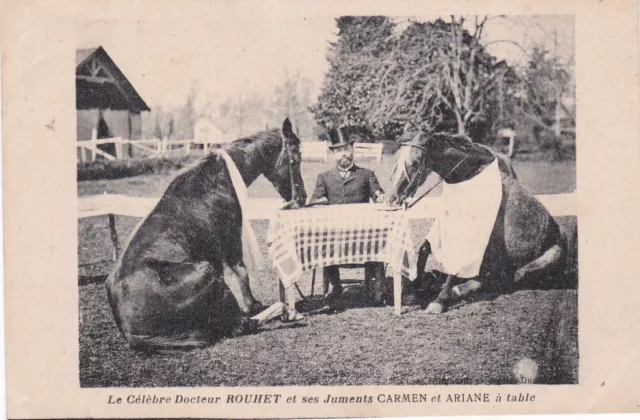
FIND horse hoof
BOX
[425,302,444,314]
[230,318,259,337]
[514,269,526,283]
[250,300,264,316]
[282,309,304,323]
[402,293,419,306]
[323,285,343,302]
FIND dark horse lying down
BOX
[389,132,566,314]
[105,119,307,350]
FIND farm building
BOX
[76,46,150,159]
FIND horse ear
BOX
[413,132,428,143]
[282,118,294,138]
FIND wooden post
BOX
[161,139,167,157]
[310,269,316,298]
[91,128,97,162]
[114,138,124,160]
[394,271,402,315]
[108,214,120,260]
[508,132,515,158]
[279,279,286,303]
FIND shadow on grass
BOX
[79,274,108,286]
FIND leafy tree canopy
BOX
[311,16,522,142]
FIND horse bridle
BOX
[392,139,429,205]
[394,134,468,209]
[275,131,304,204]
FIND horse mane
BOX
[395,131,421,144]
[431,131,473,149]
[167,127,287,191]
[227,128,282,147]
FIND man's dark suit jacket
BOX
[310,164,384,205]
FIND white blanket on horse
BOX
[217,149,263,269]
[426,158,502,278]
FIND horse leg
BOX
[425,274,455,314]
[452,279,483,299]
[250,301,303,324]
[227,262,262,315]
[397,240,434,306]
[228,302,304,338]
[160,261,221,308]
[250,302,286,323]
[416,240,432,280]
[110,261,221,351]
[514,243,565,284]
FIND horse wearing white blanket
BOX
[389,132,567,314]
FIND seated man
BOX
[309,127,386,303]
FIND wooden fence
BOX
[78,138,385,163]
[77,137,196,162]
[300,142,383,163]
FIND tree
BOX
[153,111,163,140]
[270,69,316,138]
[517,44,573,136]
[310,16,396,135]
[208,94,267,139]
[173,85,197,140]
[432,16,508,136]
[310,16,516,140]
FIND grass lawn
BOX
[78,155,576,198]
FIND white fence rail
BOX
[354,143,383,163]
[300,142,383,163]
[78,138,386,163]
[300,142,329,163]
[77,137,195,162]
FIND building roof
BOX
[76,46,150,112]
[76,47,98,67]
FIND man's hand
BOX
[306,197,329,207]
[281,200,301,210]
[374,191,385,204]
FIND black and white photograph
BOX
[75,13,580,388]
[6,0,640,416]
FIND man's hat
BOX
[327,127,355,149]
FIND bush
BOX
[77,155,197,181]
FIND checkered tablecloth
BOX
[267,203,417,287]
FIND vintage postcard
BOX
[2,0,639,418]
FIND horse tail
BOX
[513,216,567,286]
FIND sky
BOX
[77,15,574,110]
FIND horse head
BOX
[389,132,431,206]
[390,131,497,206]
[264,118,307,207]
